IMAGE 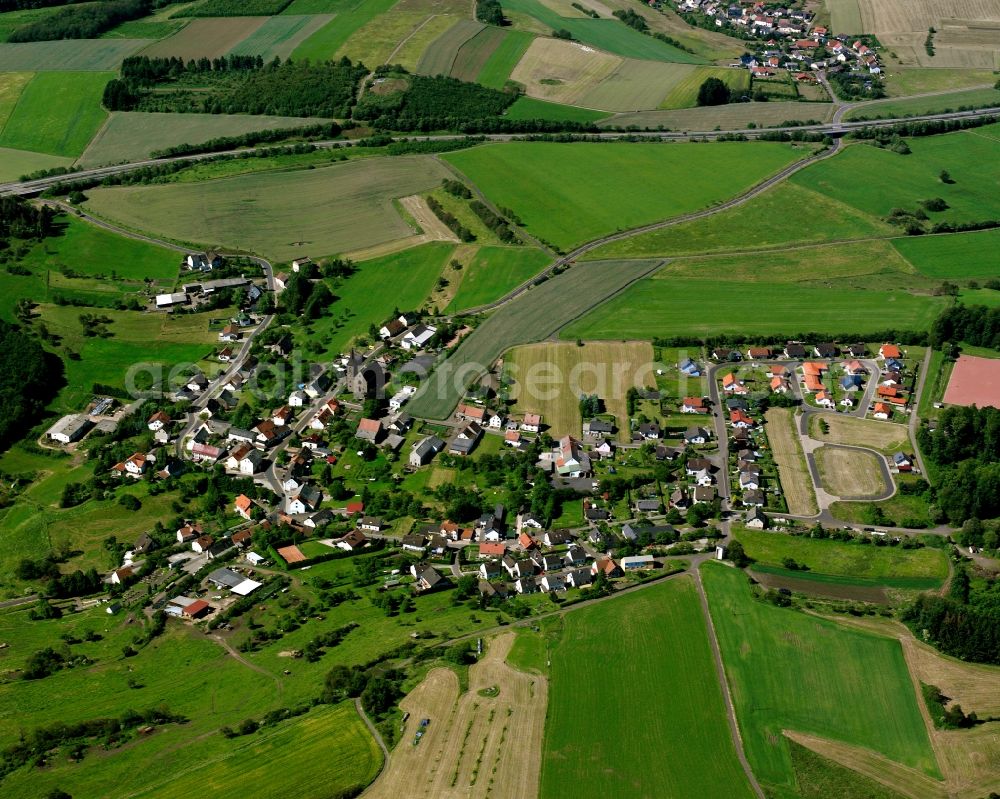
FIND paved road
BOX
[908,348,933,481]
[3,106,997,200]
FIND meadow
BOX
[587,182,892,258]
[507,341,654,438]
[0,146,72,182]
[225,13,334,60]
[303,241,454,356]
[415,18,484,76]
[476,28,534,88]
[808,414,911,455]
[814,445,889,498]
[291,0,397,61]
[449,23,506,81]
[791,130,1000,224]
[734,528,948,587]
[446,245,551,311]
[503,95,609,122]
[82,155,451,261]
[78,111,329,167]
[764,408,817,516]
[407,258,662,419]
[892,228,1000,279]
[0,39,147,70]
[884,67,999,97]
[443,140,806,251]
[389,13,461,71]
[702,563,940,799]
[846,87,1000,120]
[0,72,111,157]
[0,71,30,130]
[540,576,757,799]
[141,16,269,59]
[503,0,705,63]
[659,65,750,109]
[560,277,947,340]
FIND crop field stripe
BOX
[0,72,112,157]
[578,58,693,112]
[764,408,817,516]
[407,258,662,419]
[503,95,610,122]
[892,228,1000,279]
[476,29,534,88]
[659,65,750,109]
[446,245,552,311]
[415,18,484,76]
[141,17,270,60]
[702,563,940,795]
[389,12,461,72]
[225,13,335,59]
[0,72,31,135]
[450,24,507,81]
[0,39,148,70]
[540,577,757,799]
[291,0,399,61]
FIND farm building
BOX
[155,292,189,308]
[621,555,655,570]
[46,415,93,444]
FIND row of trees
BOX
[930,304,1000,350]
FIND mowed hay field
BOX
[446,245,551,311]
[443,141,806,251]
[0,71,31,129]
[225,13,333,60]
[408,258,662,419]
[141,17,269,59]
[82,155,451,261]
[365,633,547,799]
[504,95,610,122]
[0,147,72,182]
[0,39,147,70]
[507,341,655,438]
[702,563,940,797]
[825,0,863,34]
[809,414,910,454]
[541,577,757,799]
[449,24,507,81]
[734,528,948,587]
[845,87,1000,120]
[599,100,834,129]
[893,228,1000,279]
[814,445,889,498]
[291,0,399,61]
[78,111,330,166]
[792,130,1000,224]
[561,276,947,340]
[765,408,817,515]
[0,72,111,157]
[477,28,534,87]
[416,18,485,76]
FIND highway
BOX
[1,106,996,199]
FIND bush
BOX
[696,77,730,107]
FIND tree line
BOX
[930,304,1000,350]
[9,0,152,41]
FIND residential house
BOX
[479,559,503,581]
[379,319,406,339]
[514,576,539,594]
[503,555,533,579]
[739,471,760,490]
[784,343,807,359]
[190,442,224,463]
[532,553,563,573]
[693,485,717,504]
[271,405,293,427]
[234,494,255,521]
[541,573,567,592]
[337,530,367,551]
[111,452,147,479]
[566,568,593,588]
[456,404,487,424]
[746,347,771,360]
[288,390,309,408]
[133,532,156,554]
[637,422,661,441]
[147,411,171,432]
[389,386,416,411]
[742,489,765,507]
[521,413,542,433]
[254,420,283,448]
[813,343,838,358]
[621,555,655,570]
[410,435,444,467]
[356,418,383,444]
[679,358,701,377]
[730,410,754,428]
[685,426,709,445]
[479,541,506,559]
[449,422,483,456]
[239,447,265,475]
[722,373,749,394]
[543,529,573,547]
[231,529,252,549]
[416,565,445,592]
[840,374,862,392]
[556,435,591,477]
[745,507,767,529]
[191,535,214,554]
[110,566,133,586]
[401,534,427,554]
[879,344,902,360]
[218,324,240,343]
[681,397,708,414]
[584,418,615,437]
[287,484,322,515]
[893,452,912,472]
[670,488,690,509]
[591,556,622,578]
[815,391,835,409]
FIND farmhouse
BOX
[681,397,707,414]
[449,422,483,456]
[234,494,256,520]
[356,418,383,444]
[410,435,444,467]
[521,413,542,433]
[337,530,367,551]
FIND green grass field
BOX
[291,0,397,61]
[788,740,908,799]
[540,576,756,799]
[78,111,329,167]
[0,39,147,70]
[449,23,506,81]
[408,258,661,419]
[587,182,892,259]
[0,146,72,182]
[83,155,451,261]
[303,241,453,356]
[560,276,947,340]
[702,563,939,799]
[892,228,1000,280]
[443,141,806,251]
[502,0,705,63]
[0,70,30,129]
[660,65,750,109]
[504,95,609,122]
[845,87,1000,121]
[476,28,533,88]
[226,13,334,59]
[0,72,111,157]
[446,246,551,311]
[601,100,834,130]
[733,528,948,588]
[792,130,1000,225]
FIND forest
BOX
[103,56,368,118]
[904,584,1000,665]
[931,303,1000,350]
[354,72,517,130]
[8,0,153,41]
[0,320,59,451]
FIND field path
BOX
[908,347,933,482]
[355,697,390,762]
[693,565,767,799]
[210,633,284,694]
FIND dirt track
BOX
[363,632,546,799]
